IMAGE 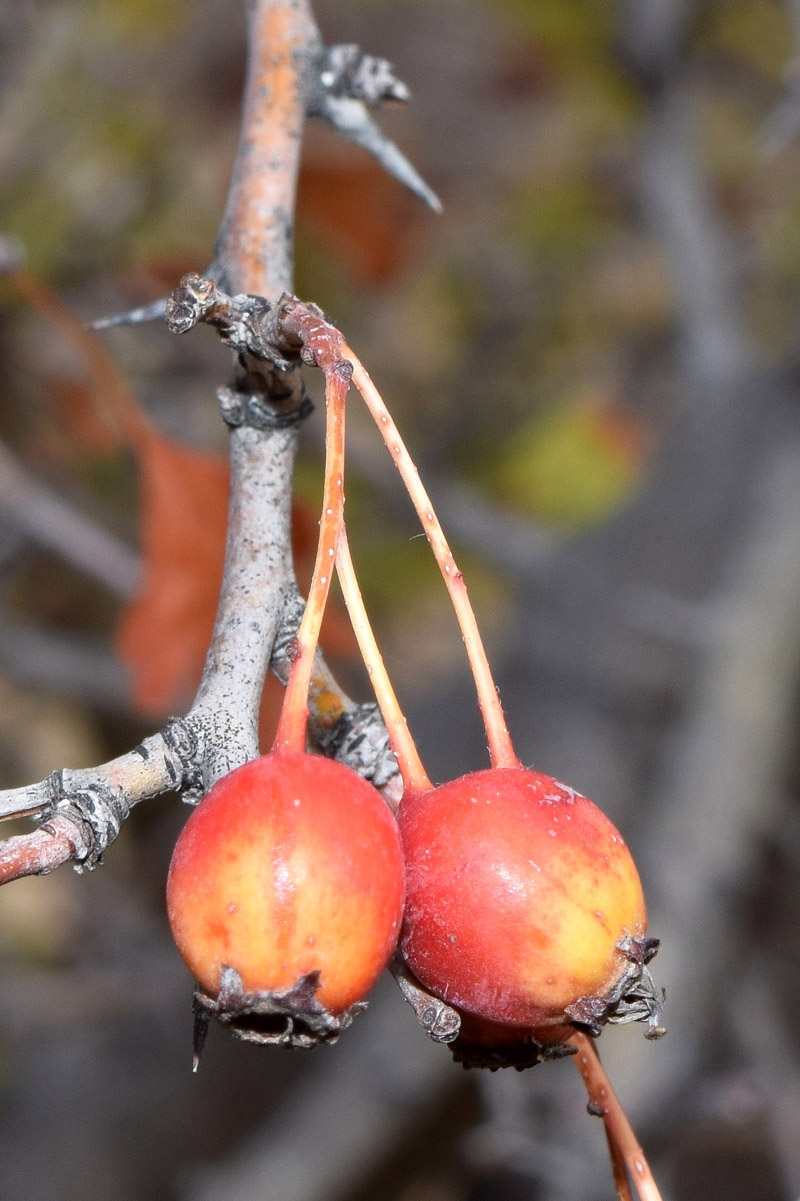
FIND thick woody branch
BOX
[215,0,317,297]
[189,420,298,785]
[0,0,314,877]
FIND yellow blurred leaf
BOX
[486,386,647,531]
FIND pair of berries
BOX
[165,304,662,1195]
[166,749,654,1053]
[166,302,658,1056]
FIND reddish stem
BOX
[343,346,518,771]
[0,817,82,885]
[335,523,431,795]
[569,1032,663,1201]
[272,360,348,754]
[605,1127,635,1201]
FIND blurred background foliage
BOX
[2,1,800,1199]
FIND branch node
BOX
[217,385,313,431]
[40,774,133,871]
[316,44,411,106]
[162,717,206,804]
[165,272,214,332]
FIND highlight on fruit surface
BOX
[166,750,405,1051]
[398,765,663,1063]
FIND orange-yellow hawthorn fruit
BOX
[398,766,646,1029]
[167,751,405,1014]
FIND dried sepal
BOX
[566,936,665,1040]
[191,966,367,1062]
[449,1030,577,1073]
[390,955,461,1044]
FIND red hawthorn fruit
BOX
[398,766,647,1029]
[167,751,405,1014]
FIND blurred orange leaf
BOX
[115,431,230,715]
[48,378,124,454]
[297,159,422,285]
[115,432,357,718]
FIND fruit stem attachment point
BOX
[335,523,432,794]
[344,347,519,771]
[272,360,348,755]
[570,1031,663,1201]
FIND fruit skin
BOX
[167,751,405,1015]
[398,767,646,1029]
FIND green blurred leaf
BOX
[701,0,790,80]
[482,386,645,531]
[506,173,620,264]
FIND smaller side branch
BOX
[310,40,441,212]
[0,816,86,884]
[0,730,188,883]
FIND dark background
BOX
[2,1,800,1198]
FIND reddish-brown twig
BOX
[0,816,83,885]
[570,1031,662,1201]
[217,0,317,296]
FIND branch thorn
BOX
[90,297,169,331]
[310,48,442,214]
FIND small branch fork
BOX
[0,0,437,881]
